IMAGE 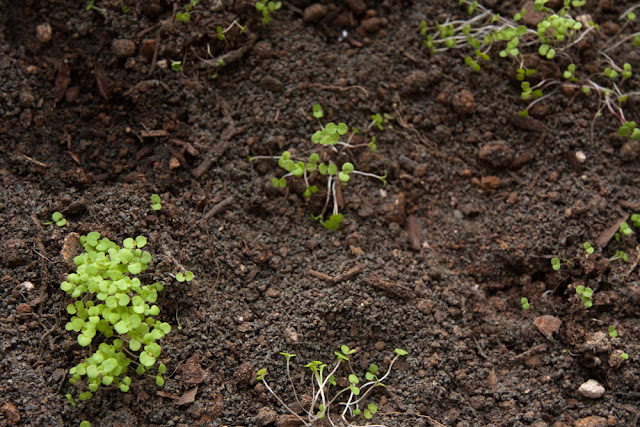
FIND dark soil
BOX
[2,1,640,426]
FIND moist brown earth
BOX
[1,1,640,426]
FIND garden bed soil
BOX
[1,0,640,426]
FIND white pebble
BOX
[578,379,605,399]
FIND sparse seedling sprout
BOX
[575,285,593,308]
[52,211,67,227]
[150,194,162,211]
[251,109,387,229]
[551,257,561,271]
[176,0,200,22]
[421,1,640,141]
[61,233,170,402]
[621,352,629,360]
[619,222,633,237]
[255,0,281,25]
[171,61,182,72]
[257,346,407,426]
[521,297,530,310]
[583,242,594,254]
[609,325,618,338]
[312,104,324,119]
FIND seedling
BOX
[575,285,593,308]
[583,242,594,254]
[251,108,387,230]
[551,257,561,271]
[176,0,200,22]
[255,0,281,25]
[62,233,170,401]
[621,352,629,360]
[520,297,530,310]
[150,194,162,211]
[176,271,194,282]
[608,325,618,338]
[610,250,629,263]
[215,20,247,40]
[170,61,182,72]
[257,346,408,426]
[45,212,67,227]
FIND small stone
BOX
[36,23,53,43]
[16,303,33,315]
[284,327,300,345]
[265,288,280,297]
[575,151,586,163]
[345,0,366,14]
[18,91,35,108]
[360,17,384,33]
[480,176,500,190]
[620,140,640,161]
[413,163,428,177]
[303,4,327,23]
[2,402,20,425]
[253,40,273,58]
[584,331,610,353]
[573,416,607,427]
[260,75,283,92]
[276,414,305,427]
[506,192,518,204]
[578,380,605,399]
[169,156,181,169]
[478,140,514,168]
[534,315,561,339]
[374,340,385,351]
[112,39,136,58]
[403,70,429,93]
[256,407,277,426]
[233,362,254,390]
[139,39,156,59]
[452,89,475,114]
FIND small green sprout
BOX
[150,194,162,211]
[583,242,594,254]
[551,257,561,271]
[255,0,281,25]
[176,0,200,22]
[575,285,593,308]
[621,352,629,360]
[608,325,618,338]
[52,211,67,227]
[66,393,76,408]
[176,271,194,282]
[619,222,633,237]
[605,67,619,79]
[521,297,530,310]
[312,104,324,119]
[631,213,640,228]
[80,422,91,427]
[171,61,182,72]
[465,56,481,71]
[563,63,577,82]
[370,113,384,130]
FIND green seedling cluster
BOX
[255,0,281,25]
[61,233,170,402]
[251,105,387,230]
[575,285,593,308]
[256,346,408,426]
[521,297,530,310]
[420,0,640,139]
[551,257,561,271]
[176,0,200,22]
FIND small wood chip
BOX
[407,215,421,250]
[595,215,629,247]
[177,387,198,405]
[362,277,413,299]
[534,315,561,339]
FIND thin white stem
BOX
[261,379,311,426]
